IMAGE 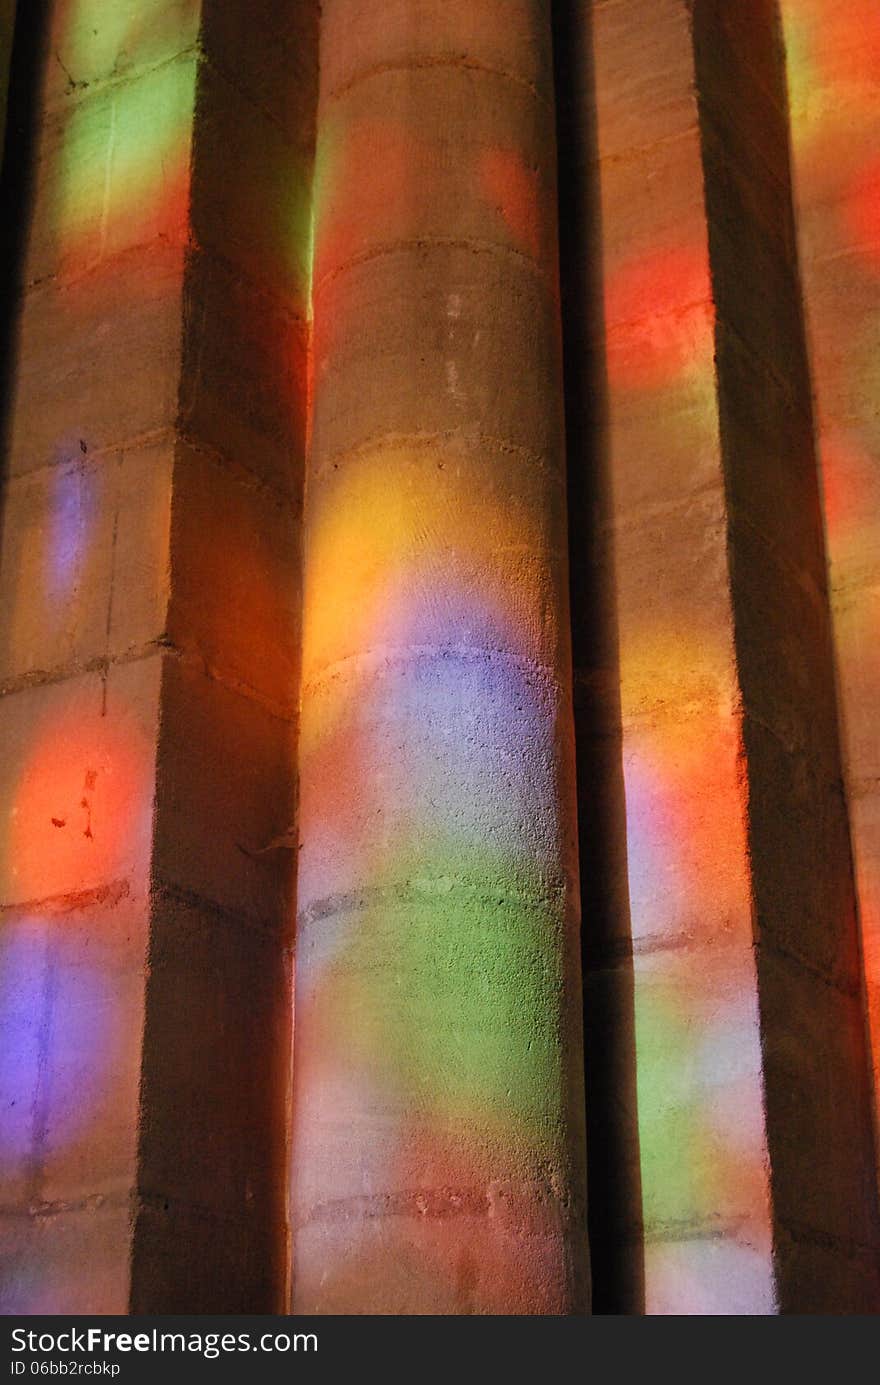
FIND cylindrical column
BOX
[290,0,588,1314]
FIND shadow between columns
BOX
[552,0,645,1314]
[0,0,49,534]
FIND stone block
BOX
[41,0,200,111]
[0,1199,132,1314]
[7,244,185,477]
[630,941,771,1240]
[191,58,312,303]
[131,1196,281,1312]
[38,882,148,1206]
[168,440,301,715]
[0,442,173,686]
[756,945,879,1268]
[138,888,290,1222]
[0,659,160,905]
[319,0,551,100]
[311,243,562,465]
[151,655,296,927]
[178,247,307,497]
[313,64,557,289]
[201,0,319,141]
[592,0,698,162]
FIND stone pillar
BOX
[582,0,880,1311]
[0,0,317,1312]
[291,0,588,1314]
[779,0,880,1179]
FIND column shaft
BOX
[583,0,880,1311]
[780,0,880,1180]
[291,0,588,1315]
[0,0,317,1312]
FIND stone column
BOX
[0,0,317,1312]
[779,0,880,1180]
[581,0,880,1312]
[291,0,589,1314]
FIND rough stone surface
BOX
[780,0,880,1188]
[571,0,880,1313]
[290,0,588,1316]
[0,0,315,1313]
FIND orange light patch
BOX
[478,147,543,261]
[8,712,151,902]
[604,246,714,389]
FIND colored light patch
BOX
[622,728,751,940]
[633,955,770,1233]
[45,458,98,590]
[815,3,880,93]
[311,117,414,285]
[55,57,195,271]
[478,146,543,261]
[299,640,564,904]
[818,428,880,560]
[300,444,563,694]
[299,837,565,1138]
[57,0,201,83]
[603,246,714,390]
[6,713,151,902]
[843,159,880,269]
[781,9,819,128]
[0,917,117,1165]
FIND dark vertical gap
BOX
[692,0,880,1310]
[552,0,645,1314]
[0,1,49,463]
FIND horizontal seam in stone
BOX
[595,122,700,170]
[22,234,187,298]
[0,640,166,701]
[0,1190,132,1220]
[301,643,561,693]
[619,698,742,736]
[605,293,714,337]
[774,1216,879,1260]
[310,428,563,484]
[174,429,302,506]
[0,631,295,722]
[846,775,880,799]
[727,506,830,609]
[714,313,811,413]
[297,879,567,930]
[195,48,311,148]
[642,1213,754,1246]
[183,237,309,324]
[135,1189,262,1227]
[323,55,543,106]
[312,235,548,298]
[43,42,201,115]
[825,567,880,600]
[0,878,132,917]
[296,1188,490,1227]
[586,924,748,968]
[810,239,880,270]
[161,641,296,724]
[754,937,862,1000]
[605,478,726,533]
[295,1178,575,1228]
[6,426,176,481]
[149,878,290,944]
